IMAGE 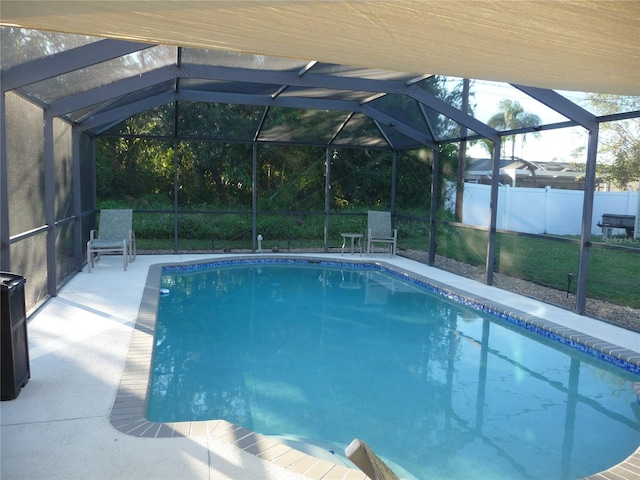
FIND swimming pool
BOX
[142,257,639,480]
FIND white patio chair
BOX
[87,209,136,272]
[366,210,397,257]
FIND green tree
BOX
[258,143,325,212]
[487,99,541,160]
[330,148,393,209]
[589,94,640,189]
[96,104,175,203]
[177,102,260,207]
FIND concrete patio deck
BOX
[1,253,638,480]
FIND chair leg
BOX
[87,244,92,273]
[128,235,136,263]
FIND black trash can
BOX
[1,272,30,400]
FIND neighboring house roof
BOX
[466,158,587,189]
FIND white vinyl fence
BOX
[446,183,638,236]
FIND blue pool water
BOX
[147,261,639,480]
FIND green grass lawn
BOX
[434,226,639,309]
[129,209,638,309]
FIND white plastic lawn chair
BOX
[366,210,397,257]
[86,209,136,272]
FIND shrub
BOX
[135,212,174,239]
[257,216,302,240]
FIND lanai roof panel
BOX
[181,48,310,72]
[180,78,277,96]
[20,45,176,104]
[0,27,99,69]
[308,63,425,83]
[278,85,374,103]
[257,107,353,144]
[332,112,389,148]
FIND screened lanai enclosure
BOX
[1,11,639,320]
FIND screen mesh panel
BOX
[6,92,45,236]
[10,233,48,313]
[54,119,73,221]
[55,221,76,286]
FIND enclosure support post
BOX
[323,147,331,253]
[252,143,258,252]
[88,136,97,237]
[575,125,599,315]
[172,99,179,254]
[172,138,179,253]
[72,130,83,272]
[0,92,10,271]
[456,79,470,222]
[44,115,57,296]
[485,139,502,285]
[391,150,397,227]
[428,147,440,265]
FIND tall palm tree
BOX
[487,99,542,161]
